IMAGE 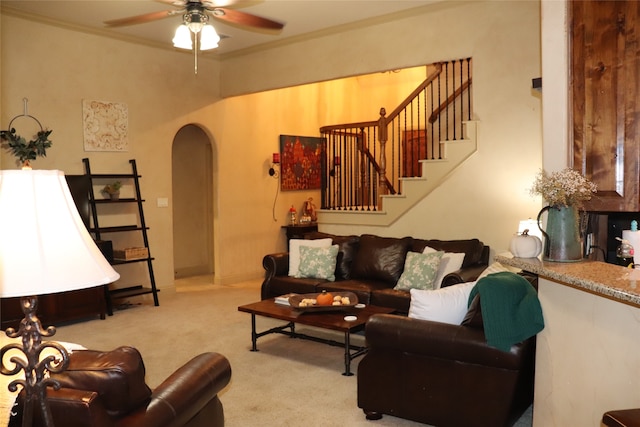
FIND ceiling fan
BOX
[104,0,284,31]
[104,0,284,73]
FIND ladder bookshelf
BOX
[83,158,159,314]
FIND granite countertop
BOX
[495,253,640,308]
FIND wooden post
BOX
[377,108,388,208]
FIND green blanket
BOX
[468,271,544,352]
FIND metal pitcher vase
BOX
[537,205,583,262]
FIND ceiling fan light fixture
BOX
[200,25,220,50]
[172,24,192,50]
[185,9,207,34]
[188,22,205,33]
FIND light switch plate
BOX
[157,197,169,207]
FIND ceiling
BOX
[1,0,440,57]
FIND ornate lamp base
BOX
[1,296,69,427]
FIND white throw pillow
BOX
[477,261,521,280]
[423,246,466,289]
[408,281,477,325]
[288,238,333,277]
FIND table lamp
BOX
[0,169,120,427]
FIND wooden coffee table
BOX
[237,299,394,376]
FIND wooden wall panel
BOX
[571,0,640,212]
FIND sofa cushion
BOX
[296,244,339,281]
[408,281,476,325]
[351,235,412,285]
[305,232,360,280]
[394,251,443,291]
[423,246,466,289]
[50,346,152,418]
[412,238,485,268]
[462,293,484,328]
[288,238,332,276]
[268,275,327,297]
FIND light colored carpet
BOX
[52,276,532,427]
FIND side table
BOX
[281,224,318,243]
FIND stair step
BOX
[317,121,479,227]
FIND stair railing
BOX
[320,58,472,211]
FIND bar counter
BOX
[493,253,640,427]
[495,253,640,307]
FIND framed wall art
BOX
[82,99,129,152]
[279,135,324,191]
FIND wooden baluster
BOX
[377,108,388,208]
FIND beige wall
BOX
[221,0,543,258]
[1,0,543,288]
[541,0,570,172]
[0,13,221,290]
[534,277,640,426]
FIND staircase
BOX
[317,120,478,226]
[317,58,476,227]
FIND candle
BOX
[334,156,341,166]
[273,153,280,164]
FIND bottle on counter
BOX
[616,237,635,267]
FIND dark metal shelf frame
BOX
[83,158,160,315]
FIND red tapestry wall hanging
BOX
[279,135,324,191]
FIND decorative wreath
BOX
[0,127,53,167]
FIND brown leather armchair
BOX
[357,274,538,427]
[10,346,232,427]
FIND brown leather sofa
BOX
[357,273,538,427]
[262,232,489,313]
[9,346,232,427]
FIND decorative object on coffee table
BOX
[289,291,358,311]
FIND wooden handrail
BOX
[320,121,377,133]
[360,143,396,195]
[386,63,444,120]
[429,78,472,123]
[319,58,471,210]
[320,64,444,133]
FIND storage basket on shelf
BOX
[113,247,149,260]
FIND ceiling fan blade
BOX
[154,0,188,6]
[212,7,284,30]
[104,10,180,27]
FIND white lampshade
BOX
[0,169,119,298]
[172,24,193,50]
[200,25,220,50]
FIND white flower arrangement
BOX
[530,168,597,207]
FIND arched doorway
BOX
[172,125,213,279]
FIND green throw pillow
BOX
[296,244,339,281]
[394,251,444,291]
